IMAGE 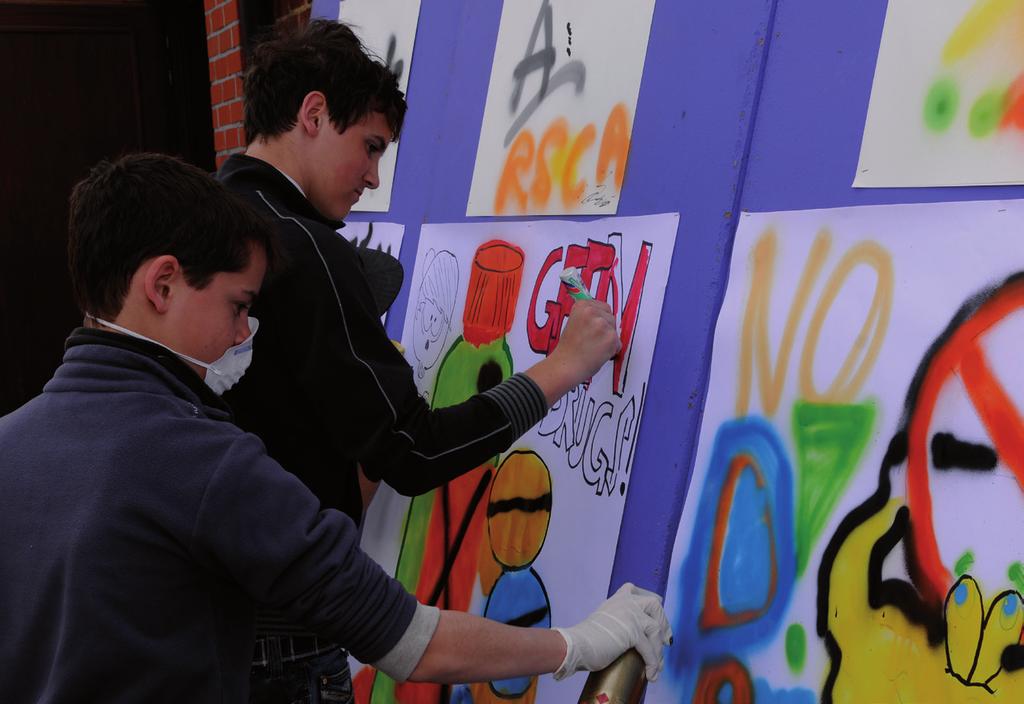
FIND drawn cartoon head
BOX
[413,249,458,378]
[820,273,1024,701]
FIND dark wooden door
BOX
[0,1,214,414]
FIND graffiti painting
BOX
[352,213,678,703]
[466,0,656,216]
[648,200,1024,704]
[856,0,1024,187]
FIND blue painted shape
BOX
[484,568,551,696]
[754,678,817,704]
[720,466,774,613]
[449,684,474,704]
[1005,594,1019,616]
[669,417,796,676]
[955,582,968,606]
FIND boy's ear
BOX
[298,91,329,135]
[142,255,181,314]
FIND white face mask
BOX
[90,316,259,395]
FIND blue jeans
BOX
[249,645,353,704]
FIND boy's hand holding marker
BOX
[557,266,621,371]
[522,268,620,406]
[559,266,594,302]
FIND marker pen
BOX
[559,266,593,301]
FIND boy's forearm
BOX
[408,610,567,684]
[523,350,581,407]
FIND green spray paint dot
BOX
[969,88,1008,138]
[954,550,975,577]
[923,78,959,133]
[785,623,807,674]
[1009,562,1024,593]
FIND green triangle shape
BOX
[792,400,876,576]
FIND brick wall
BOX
[205,0,244,167]
[204,0,312,167]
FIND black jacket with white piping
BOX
[217,154,548,524]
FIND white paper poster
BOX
[351,213,679,704]
[466,0,656,216]
[340,0,422,211]
[855,0,1024,187]
[342,220,405,257]
[648,200,1024,704]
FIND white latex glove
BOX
[552,582,672,682]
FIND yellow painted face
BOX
[487,451,552,569]
[826,499,1024,703]
[946,575,1024,688]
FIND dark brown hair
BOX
[68,153,281,317]
[243,19,406,142]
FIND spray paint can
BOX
[577,649,646,704]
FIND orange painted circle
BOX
[487,451,552,569]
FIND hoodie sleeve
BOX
[188,431,423,667]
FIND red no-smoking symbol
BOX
[906,278,1024,607]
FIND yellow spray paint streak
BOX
[942,0,1017,64]
[735,230,830,417]
[798,240,893,403]
[826,499,1024,702]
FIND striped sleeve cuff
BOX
[480,372,549,438]
[372,603,441,683]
